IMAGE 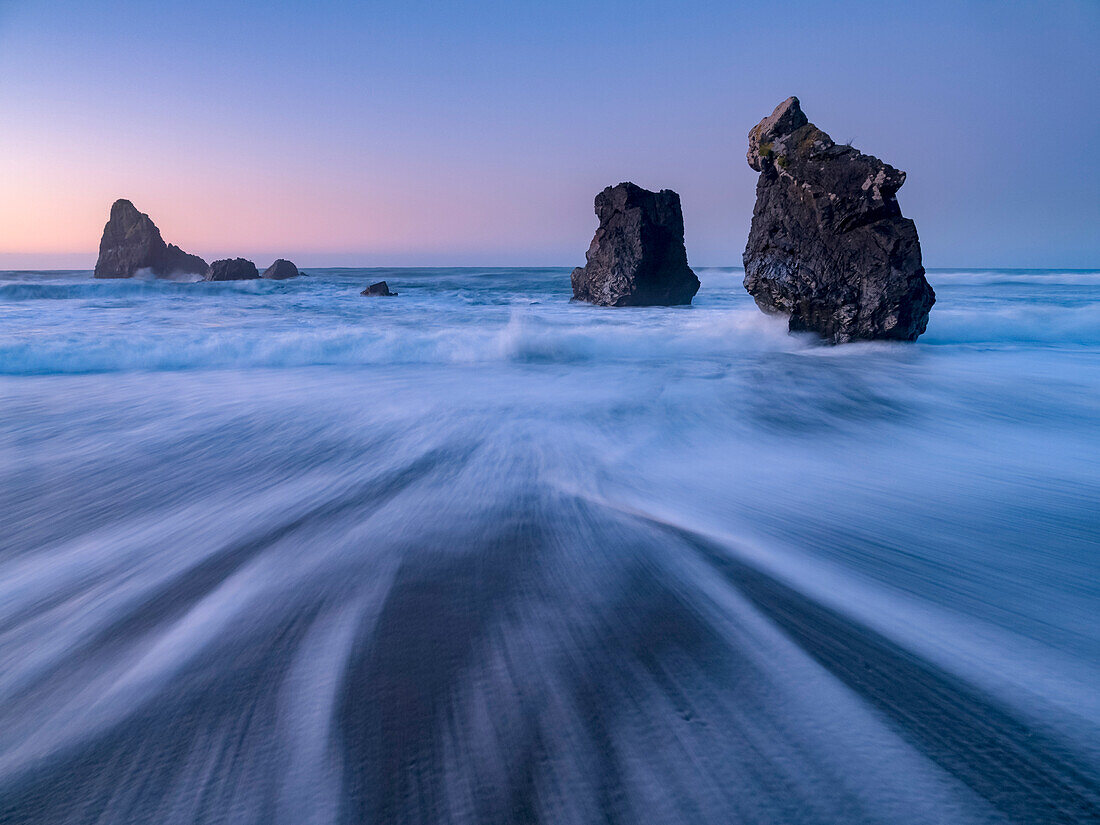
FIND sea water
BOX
[0,267,1097,823]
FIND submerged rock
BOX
[205,258,260,281]
[361,281,397,297]
[262,259,300,279]
[571,182,700,307]
[93,199,207,279]
[743,97,935,342]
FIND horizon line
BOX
[3,264,1099,273]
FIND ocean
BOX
[0,267,1098,823]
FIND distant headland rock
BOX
[571,182,700,307]
[93,199,208,279]
[262,259,300,279]
[205,258,260,281]
[361,281,397,297]
[743,97,935,342]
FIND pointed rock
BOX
[742,97,935,342]
[361,281,397,296]
[571,182,700,307]
[262,259,300,279]
[93,199,207,279]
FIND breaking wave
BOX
[927,269,1100,286]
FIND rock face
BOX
[262,259,300,279]
[93,199,207,279]
[743,97,935,342]
[361,281,397,297]
[571,182,700,307]
[205,258,259,281]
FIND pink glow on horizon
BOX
[1,1,1097,269]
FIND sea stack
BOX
[262,259,300,279]
[205,258,260,281]
[93,199,208,279]
[361,281,397,296]
[743,97,935,342]
[571,182,700,307]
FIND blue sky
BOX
[0,0,1097,267]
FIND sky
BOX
[0,0,1097,269]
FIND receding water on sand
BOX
[0,267,1098,823]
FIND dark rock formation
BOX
[205,258,259,281]
[571,182,700,306]
[361,281,397,297]
[262,259,300,279]
[743,97,935,342]
[93,199,207,279]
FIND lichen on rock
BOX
[743,97,935,342]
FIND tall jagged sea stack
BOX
[572,182,700,307]
[743,98,935,342]
[94,199,208,279]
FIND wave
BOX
[494,309,795,362]
[3,304,1097,376]
[3,303,1096,376]
[0,308,799,374]
[928,270,1100,287]
[921,303,1100,345]
[0,278,293,301]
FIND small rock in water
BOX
[262,259,300,279]
[743,97,935,342]
[361,281,397,296]
[93,199,208,279]
[205,258,260,281]
[571,182,700,307]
